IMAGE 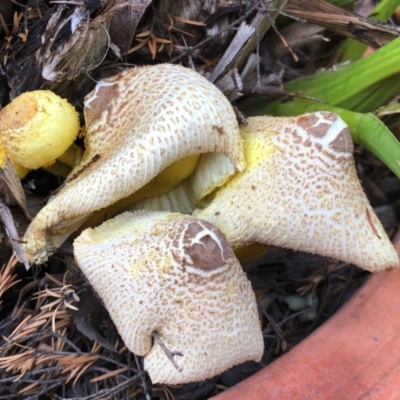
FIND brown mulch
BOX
[0,0,399,399]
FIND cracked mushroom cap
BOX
[74,211,263,384]
[22,64,245,264]
[195,112,399,272]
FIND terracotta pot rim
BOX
[211,230,400,400]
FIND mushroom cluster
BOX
[22,64,245,264]
[2,64,398,385]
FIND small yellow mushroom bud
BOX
[0,90,80,170]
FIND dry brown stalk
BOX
[284,0,400,47]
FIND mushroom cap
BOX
[0,90,80,170]
[195,112,399,272]
[22,64,245,264]
[74,211,263,384]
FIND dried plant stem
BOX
[170,1,261,63]
[229,0,289,71]
[55,374,144,400]
[152,332,183,373]
[134,354,151,400]
[0,203,29,268]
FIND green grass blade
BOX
[373,0,400,21]
[284,36,400,107]
[340,0,400,62]
[339,39,368,63]
[338,73,400,112]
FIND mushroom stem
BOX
[152,332,183,373]
[56,143,83,169]
[42,160,74,178]
[234,242,269,263]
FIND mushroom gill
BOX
[22,64,245,264]
[74,211,263,385]
[193,112,399,272]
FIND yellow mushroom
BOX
[74,211,263,384]
[127,111,398,270]
[193,112,399,272]
[22,64,245,264]
[0,90,82,175]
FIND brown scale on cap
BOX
[180,220,234,272]
[297,112,354,153]
[74,211,263,385]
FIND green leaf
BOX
[340,0,400,62]
[338,73,400,112]
[284,36,400,110]
[373,0,400,21]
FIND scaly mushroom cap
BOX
[22,64,245,264]
[74,211,263,384]
[195,112,399,272]
[0,90,80,170]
